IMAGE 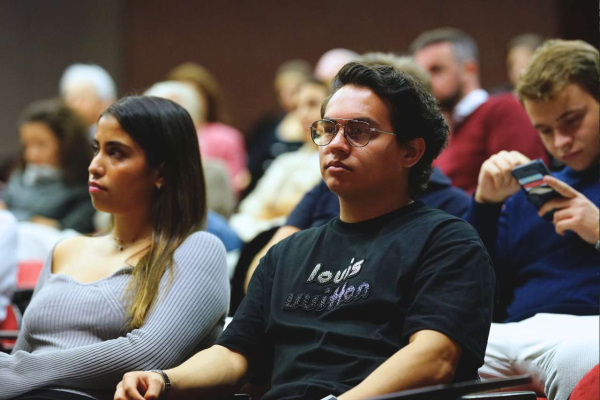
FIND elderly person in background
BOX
[59,63,117,137]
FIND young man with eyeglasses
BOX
[115,62,495,400]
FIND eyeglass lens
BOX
[311,120,371,147]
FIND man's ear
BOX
[402,138,426,168]
[462,59,479,76]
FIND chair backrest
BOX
[17,260,44,290]
[0,304,20,352]
[462,391,538,399]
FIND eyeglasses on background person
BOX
[309,118,396,147]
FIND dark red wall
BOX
[1,0,596,159]
[123,0,565,133]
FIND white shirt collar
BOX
[452,89,489,125]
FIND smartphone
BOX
[511,159,562,220]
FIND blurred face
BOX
[88,115,162,214]
[63,82,106,126]
[507,46,534,86]
[319,85,406,200]
[275,72,305,112]
[296,83,328,142]
[523,84,599,171]
[20,122,61,167]
[414,42,463,110]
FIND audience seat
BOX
[17,260,44,290]
[13,260,44,314]
[570,364,599,400]
[0,304,20,352]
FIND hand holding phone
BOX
[475,151,531,204]
[511,159,563,220]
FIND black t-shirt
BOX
[217,202,495,400]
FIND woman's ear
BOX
[402,138,426,168]
[154,163,166,189]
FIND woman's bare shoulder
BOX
[53,235,103,272]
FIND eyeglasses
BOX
[309,119,396,148]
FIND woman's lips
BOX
[88,181,106,193]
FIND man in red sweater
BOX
[410,28,548,193]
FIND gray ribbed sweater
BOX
[0,231,230,400]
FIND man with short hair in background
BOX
[410,28,549,193]
[465,39,599,400]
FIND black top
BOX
[217,202,495,400]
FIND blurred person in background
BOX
[0,99,95,234]
[144,82,241,254]
[0,211,17,324]
[506,33,544,89]
[314,48,359,85]
[230,77,328,243]
[167,62,248,195]
[59,63,117,137]
[0,96,229,399]
[410,28,549,193]
[244,59,313,197]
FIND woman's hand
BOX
[114,371,165,400]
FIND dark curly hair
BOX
[18,98,92,185]
[321,61,448,197]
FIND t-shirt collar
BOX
[452,89,489,125]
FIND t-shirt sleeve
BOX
[402,219,495,367]
[286,181,324,229]
[0,232,230,398]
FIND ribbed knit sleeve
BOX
[0,231,229,399]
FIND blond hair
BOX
[517,39,599,102]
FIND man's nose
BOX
[328,124,350,152]
[554,130,573,150]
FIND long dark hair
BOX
[18,98,92,185]
[103,96,207,329]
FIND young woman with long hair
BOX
[0,96,229,400]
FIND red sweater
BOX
[434,93,549,193]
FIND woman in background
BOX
[0,96,229,400]
[167,62,249,194]
[0,99,95,233]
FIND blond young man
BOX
[465,40,599,400]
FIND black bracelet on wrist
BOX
[147,369,171,392]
